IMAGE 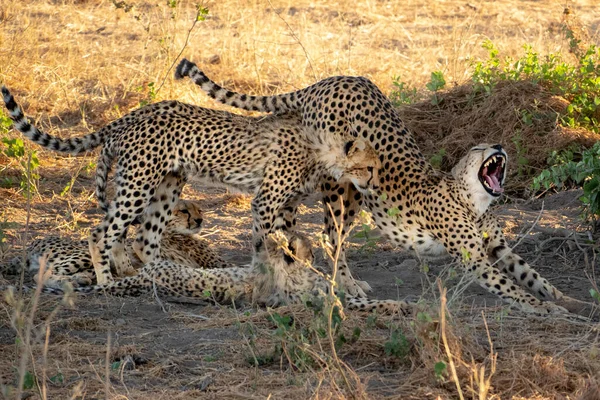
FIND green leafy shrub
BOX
[0,110,40,197]
[471,40,600,133]
[533,142,600,221]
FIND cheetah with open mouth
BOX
[175,58,567,314]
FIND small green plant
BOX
[470,40,600,132]
[590,288,600,303]
[510,131,530,176]
[384,327,410,359]
[265,311,317,370]
[426,71,446,105]
[353,209,379,253]
[195,4,209,21]
[390,78,419,106]
[429,148,446,169]
[49,372,64,384]
[533,142,600,222]
[137,82,158,107]
[110,361,121,371]
[0,136,40,197]
[85,160,97,175]
[434,361,447,380]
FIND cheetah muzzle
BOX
[478,148,506,196]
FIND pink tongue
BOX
[485,174,504,193]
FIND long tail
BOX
[2,86,105,154]
[95,148,116,212]
[175,58,304,113]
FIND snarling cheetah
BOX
[46,231,411,315]
[2,87,380,285]
[175,58,568,314]
[11,199,230,288]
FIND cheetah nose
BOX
[195,218,203,226]
[492,144,503,151]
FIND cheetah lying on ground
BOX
[2,87,380,286]
[175,59,568,314]
[11,199,230,288]
[44,231,411,315]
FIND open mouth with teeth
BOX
[478,153,506,196]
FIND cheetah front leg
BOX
[447,222,567,314]
[273,194,308,233]
[321,177,372,298]
[250,170,301,252]
[478,213,564,301]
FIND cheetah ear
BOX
[344,141,355,155]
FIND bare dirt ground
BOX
[1,0,600,398]
[1,182,599,399]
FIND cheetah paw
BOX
[339,277,372,298]
[521,301,569,315]
[538,285,564,301]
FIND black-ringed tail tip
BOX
[174,59,195,80]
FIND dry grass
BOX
[400,80,599,193]
[1,0,600,398]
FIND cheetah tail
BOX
[174,58,302,114]
[95,148,116,213]
[1,86,104,154]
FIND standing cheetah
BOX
[2,87,380,285]
[175,58,567,314]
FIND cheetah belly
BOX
[380,223,447,259]
[184,165,264,194]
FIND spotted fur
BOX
[44,232,412,315]
[2,87,380,285]
[175,59,567,314]
[11,200,229,288]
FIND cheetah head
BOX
[167,199,204,234]
[252,231,316,306]
[451,144,507,215]
[337,139,381,194]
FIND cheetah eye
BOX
[367,166,374,172]
[180,210,190,215]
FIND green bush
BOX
[533,142,600,221]
[471,40,600,133]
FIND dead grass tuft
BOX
[400,79,598,193]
